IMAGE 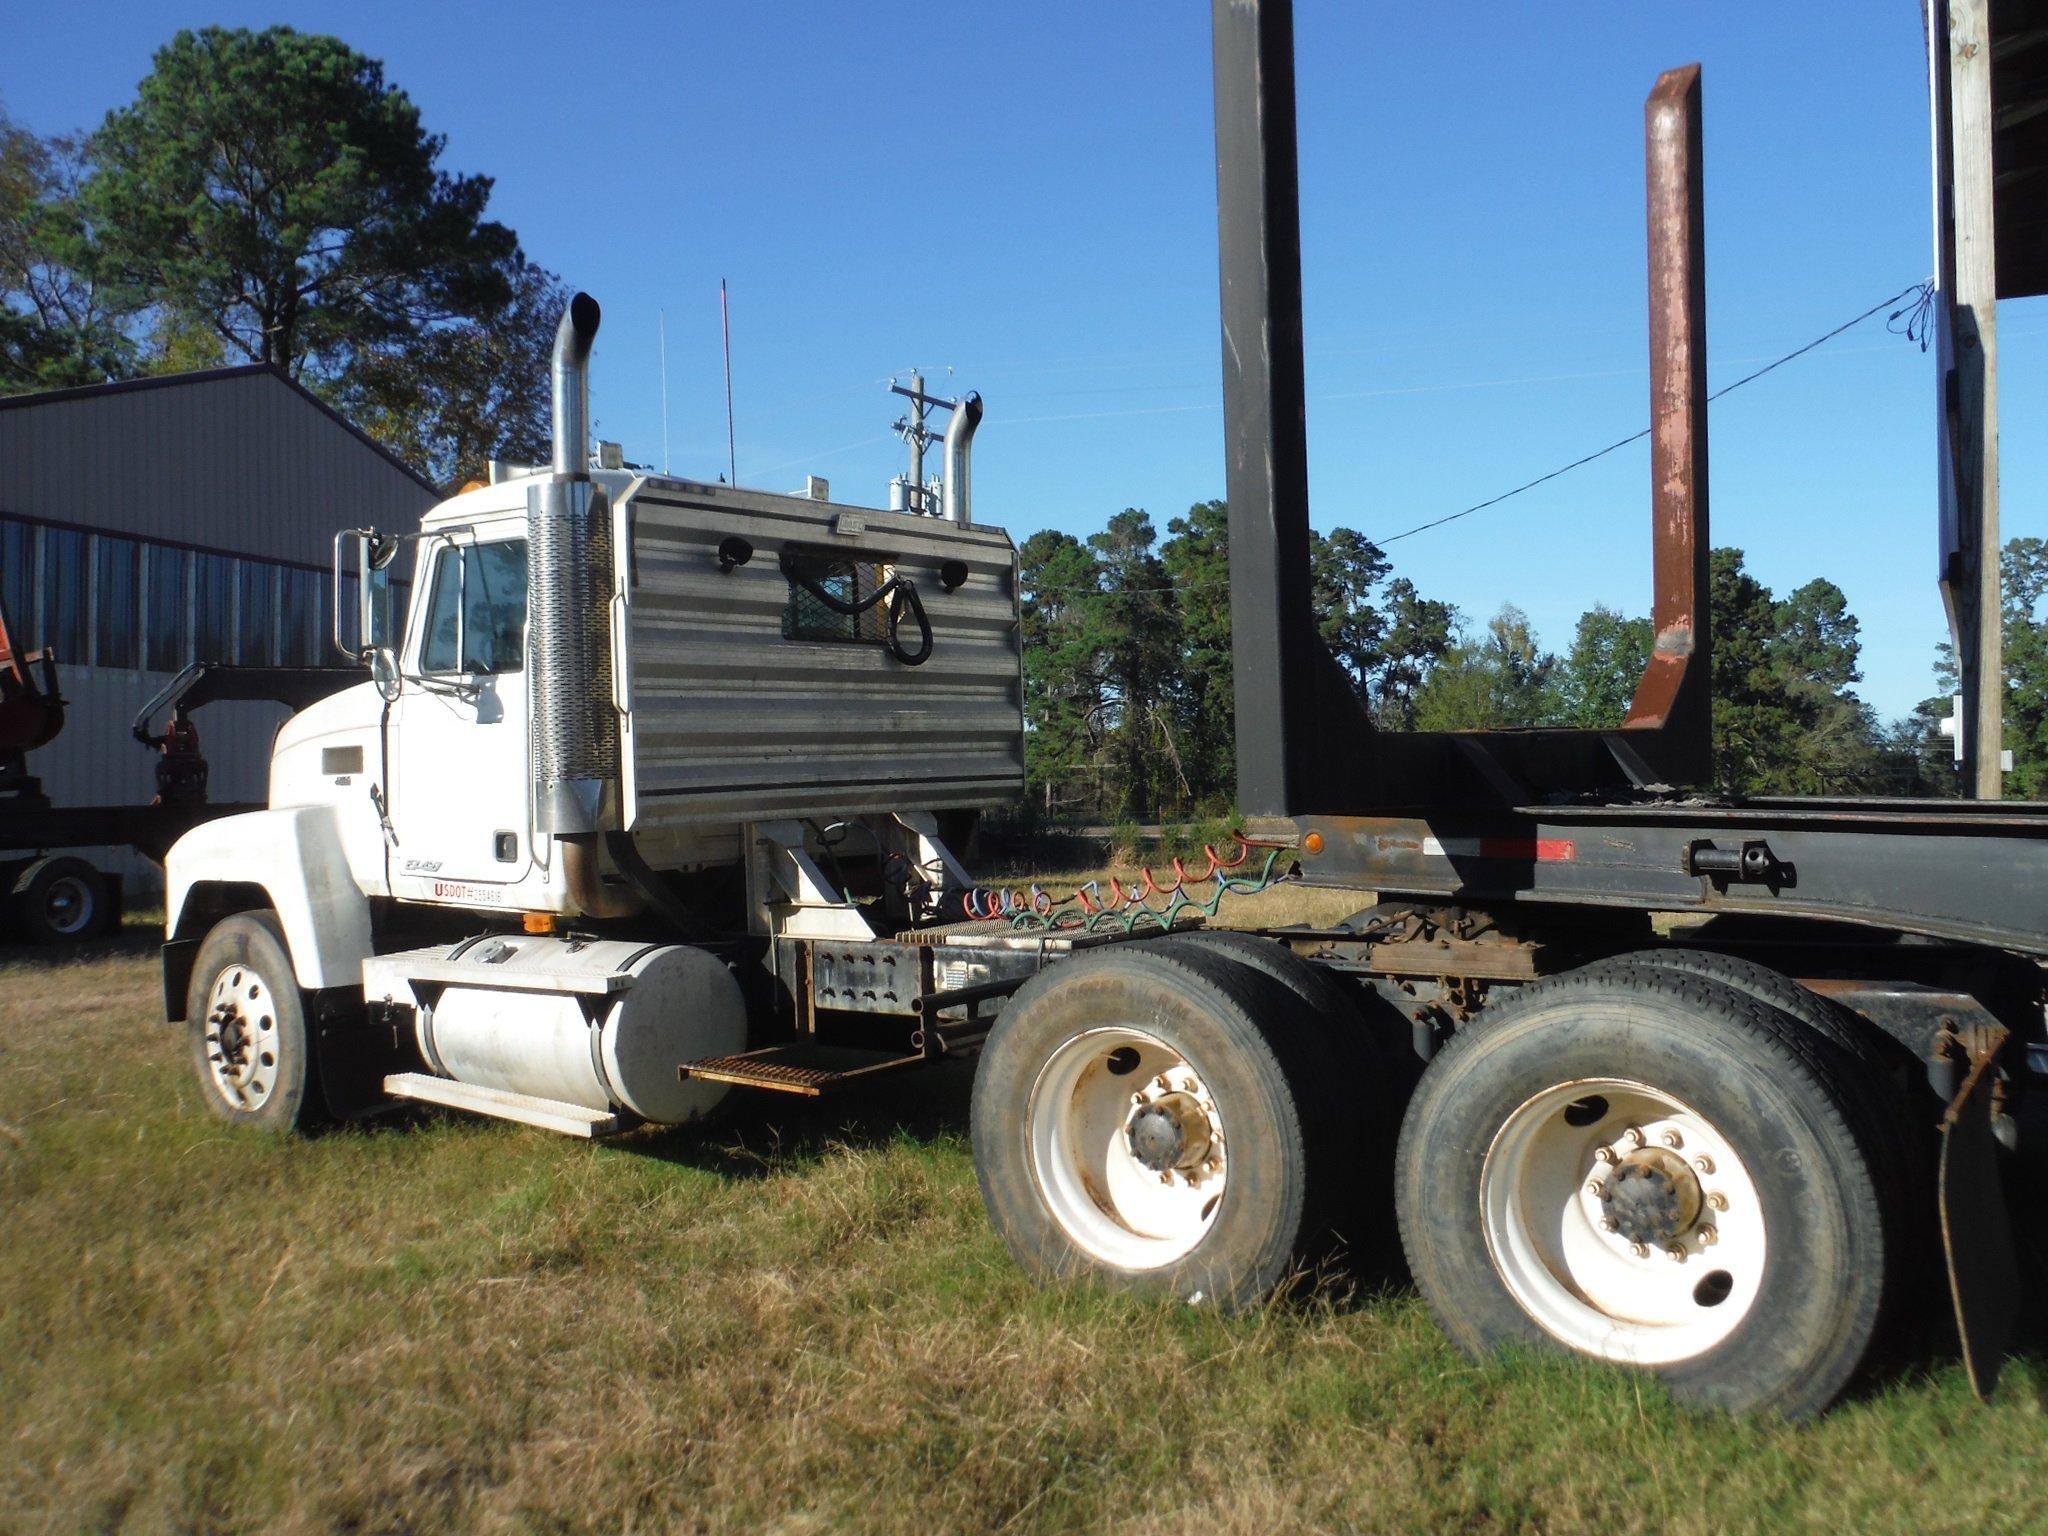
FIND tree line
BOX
[1,26,557,487]
[9,30,2042,814]
[1021,503,2048,822]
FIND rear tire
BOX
[1581,946,1933,1364]
[186,911,325,1133]
[1157,929,1408,1268]
[1396,966,1891,1418]
[972,945,1327,1310]
[12,856,112,944]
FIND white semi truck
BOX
[166,2,2048,1422]
[164,292,1035,1135]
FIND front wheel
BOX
[1396,967,1893,1418]
[186,911,325,1132]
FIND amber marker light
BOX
[1303,831,1325,856]
[523,912,557,935]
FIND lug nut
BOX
[1698,1226,1718,1247]
[1660,1129,1683,1149]
[1154,1074,1172,1090]
[1586,1179,1604,1196]
[1692,1155,1715,1175]
[1665,1244,1688,1263]
[1707,1192,1728,1211]
[1593,1146,1618,1165]
[1622,1126,1646,1148]
[1599,1218,1617,1233]
[1630,1242,1650,1259]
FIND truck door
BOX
[388,535,535,894]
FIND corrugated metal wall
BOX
[0,368,435,895]
[0,368,432,564]
[619,481,1024,829]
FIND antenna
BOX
[721,279,737,486]
[658,307,670,475]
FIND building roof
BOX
[0,362,437,495]
[0,361,439,569]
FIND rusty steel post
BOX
[1622,64,1712,784]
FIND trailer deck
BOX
[1292,797,2048,957]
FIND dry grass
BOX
[5,924,2048,1534]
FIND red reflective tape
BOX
[1421,836,1578,863]
[1475,838,1578,863]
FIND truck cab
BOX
[266,483,585,913]
[161,291,1022,1138]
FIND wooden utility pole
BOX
[1934,0,2003,798]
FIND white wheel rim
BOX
[1480,1077,1766,1366]
[43,875,93,936]
[1027,1027,1228,1269]
[202,964,283,1112]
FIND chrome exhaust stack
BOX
[941,391,983,525]
[529,292,622,840]
[551,292,599,476]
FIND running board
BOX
[382,1072,621,1137]
[679,1043,932,1097]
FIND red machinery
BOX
[0,586,64,766]
[0,580,352,943]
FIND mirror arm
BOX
[332,528,376,662]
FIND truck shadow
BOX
[620,1071,2048,1406]
[616,1056,1417,1294]
[616,1056,978,1184]
[0,927,159,968]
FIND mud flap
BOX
[1939,1022,2017,1402]
[316,1000,425,1120]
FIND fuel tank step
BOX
[382,1072,622,1137]
[679,1043,931,1097]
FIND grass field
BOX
[5,898,2048,1534]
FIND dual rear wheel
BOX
[972,941,1913,1417]
[972,944,1337,1310]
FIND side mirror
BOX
[333,529,401,662]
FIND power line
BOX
[1372,279,1929,547]
[1025,279,1932,595]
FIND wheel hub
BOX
[46,878,86,931]
[1481,1082,1765,1367]
[1026,1029,1229,1269]
[211,1006,253,1082]
[1127,1091,1212,1173]
[201,965,280,1110]
[1598,1145,1703,1246]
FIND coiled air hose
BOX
[779,552,933,666]
[963,834,1293,934]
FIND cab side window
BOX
[420,539,528,675]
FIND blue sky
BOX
[9,1,2042,720]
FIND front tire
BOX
[186,911,324,1132]
[1396,967,1890,1418]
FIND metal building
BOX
[0,364,437,893]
